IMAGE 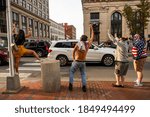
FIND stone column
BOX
[41,59,61,93]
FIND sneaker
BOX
[68,83,73,91]
[134,83,143,87]
[35,59,43,63]
[15,72,19,76]
[82,85,87,92]
[134,79,138,83]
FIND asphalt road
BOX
[0,57,150,83]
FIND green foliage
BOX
[123,0,150,36]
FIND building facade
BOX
[49,19,65,40]
[64,23,76,39]
[82,0,150,44]
[0,0,51,46]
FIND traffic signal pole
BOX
[6,0,15,77]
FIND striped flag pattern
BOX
[132,40,147,60]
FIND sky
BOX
[49,0,83,39]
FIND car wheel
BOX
[36,50,43,57]
[56,55,68,66]
[102,55,114,66]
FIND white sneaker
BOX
[134,79,138,83]
[15,72,19,76]
[35,60,40,63]
[134,83,143,87]
[35,59,43,63]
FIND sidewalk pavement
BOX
[0,78,150,100]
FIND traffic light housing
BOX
[0,0,6,11]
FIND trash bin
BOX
[41,59,61,93]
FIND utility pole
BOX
[3,0,24,94]
[6,0,15,77]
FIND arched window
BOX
[111,12,122,37]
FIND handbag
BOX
[11,43,19,52]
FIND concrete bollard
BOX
[41,59,61,93]
[3,74,25,94]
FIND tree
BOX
[137,0,150,38]
[123,0,150,37]
[122,5,135,36]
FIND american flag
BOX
[132,39,147,60]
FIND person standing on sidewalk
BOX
[69,24,94,92]
[147,38,150,51]
[108,32,129,87]
[12,24,41,75]
[132,34,147,87]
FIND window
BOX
[89,44,95,49]
[12,12,19,32]
[54,42,71,48]
[29,18,34,36]
[34,21,38,37]
[39,23,43,37]
[39,11,42,17]
[111,12,122,37]
[33,7,38,14]
[22,15,27,34]
[28,42,36,47]
[71,42,77,48]
[39,2,42,9]
[38,42,45,47]
[47,26,49,38]
[90,12,99,20]
[34,0,37,5]
[43,24,46,37]
[27,3,33,11]
[21,0,26,8]
[0,11,6,33]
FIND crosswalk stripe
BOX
[0,73,31,78]
[5,62,41,71]
[6,67,41,71]
[23,63,41,66]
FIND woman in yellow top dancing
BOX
[12,24,40,75]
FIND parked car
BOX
[0,45,9,66]
[47,40,115,66]
[24,41,51,57]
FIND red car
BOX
[0,46,8,65]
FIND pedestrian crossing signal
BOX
[0,0,6,11]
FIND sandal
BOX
[112,84,124,88]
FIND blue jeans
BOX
[69,61,86,86]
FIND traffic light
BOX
[0,0,6,11]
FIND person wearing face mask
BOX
[132,34,147,87]
[12,24,41,75]
[108,31,129,87]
